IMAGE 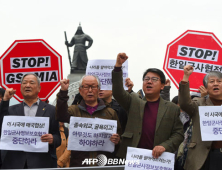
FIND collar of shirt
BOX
[23,98,40,107]
[85,104,99,115]
[23,99,40,117]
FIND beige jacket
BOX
[179,82,213,170]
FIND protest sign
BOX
[0,39,63,102]
[199,106,222,141]
[0,116,49,152]
[125,147,175,170]
[163,30,222,92]
[86,59,128,90]
[68,117,117,152]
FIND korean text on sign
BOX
[0,116,49,152]
[125,147,175,170]
[86,59,128,90]
[199,106,222,141]
[168,58,222,74]
[68,117,117,152]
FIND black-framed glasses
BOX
[81,85,99,90]
[143,77,160,83]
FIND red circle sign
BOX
[0,39,63,102]
[163,30,222,92]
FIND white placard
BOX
[86,59,128,90]
[199,106,222,141]
[68,117,117,152]
[125,147,175,170]
[0,116,49,152]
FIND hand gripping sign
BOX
[0,39,63,102]
[163,30,222,92]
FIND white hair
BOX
[21,73,41,86]
[203,71,222,88]
[79,75,101,88]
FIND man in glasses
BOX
[56,75,121,167]
[112,53,183,159]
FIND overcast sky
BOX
[1,0,222,104]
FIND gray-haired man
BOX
[56,75,122,167]
[179,65,222,170]
[0,73,61,169]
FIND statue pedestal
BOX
[67,71,85,84]
[52,72,85,106]
[66,72,85,106]
[70,68,86,74]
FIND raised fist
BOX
[115,53,128,67]
[125,78,134,93]
[3,88,16,101]
[184,65,194,77]
[182,65,194,82]
[60,79,70,91]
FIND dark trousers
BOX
[201,149,222,170]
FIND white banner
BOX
[0,116,49,152]
[199,106,222,141]
[125,147,175,170]
[68,117,117,152]
[86,59,128,90]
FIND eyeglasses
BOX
[81,85,99,90]
[143,77,160,83]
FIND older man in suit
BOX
[0,73,60,169]
[179,65,222,170]
[112,53,183,159]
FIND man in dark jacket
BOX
[0,88,5,103]
[99,90,128,133]
[0,73,60,169]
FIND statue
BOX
[64,24,93,72]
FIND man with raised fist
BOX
[112,53,183,159]
[56,75,121,167]
[0,73,60,169]
[179,65,222,170]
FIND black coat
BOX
[110,99,128,133]
[0,100,61,169]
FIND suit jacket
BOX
[112,70,184,158]
[179,82,212,170]
[0,100,61,169]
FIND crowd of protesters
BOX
[0,52,221,169]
